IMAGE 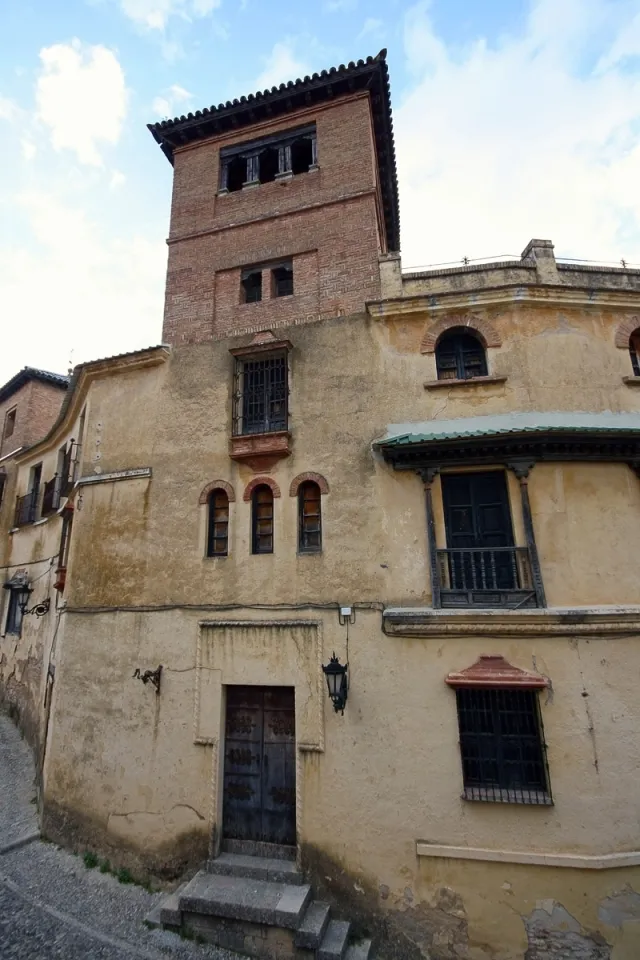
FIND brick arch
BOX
[243,476,281,502]
[615,316,640,348]
[420,314,502,354]
[289,472,330,497]
[198,479,235,505]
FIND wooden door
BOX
[222,686,296,846]
[442,472,516,589]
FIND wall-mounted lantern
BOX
[4,575,50,617]
[322,653,349,715]
[133,665,163,695]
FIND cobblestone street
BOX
[0,715,240,960]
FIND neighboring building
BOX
[3,50,640,960]
[0,367,68,742]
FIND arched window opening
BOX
[436,330,488,381]
[252,485,274,554]
[291,137,313,175]
[629,329,640,376]
[227,155,246,193]
[207,489,229,557]
[298,481,322,553]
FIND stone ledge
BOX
[622,376,640,386]
[416,842,640,870]
[383,605,640,637]
[424,375,507,390]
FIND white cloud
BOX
[357,18,384,41]
[254,42,310,92]
[0,95,19,121]
[36,40,127,166]
[118,0,221,31]
[151,83,192,117]
[325,0,357,11]
[0,190,165,383]
[395,0,640,267]
[109,170,126,189]
[20,139,36,161]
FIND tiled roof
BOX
[0,367,69,405]
[377,411,640,446]
[147,50,400,252]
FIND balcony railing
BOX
[14,491,38,527]
[41,476,61,517]
[436,546,538,608]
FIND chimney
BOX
[521,239,559,284]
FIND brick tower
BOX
[148,51,399,346]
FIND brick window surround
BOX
[289,472,330,497]
[421,315,502,354]
[243,476,281,502]
[199,480,236,505]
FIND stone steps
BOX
[150,852,374,959]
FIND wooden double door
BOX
[222,686,296,846]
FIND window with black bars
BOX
[436,331,488,380]
[629,331,640,376]
[252,485,274,554]
[5,590,23,637]
[455,687,551,804]
[233,353,288,436]
[207,489,229,557]
[298,481,321,552]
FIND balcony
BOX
[14,492,37,527]
[41,476,61,517]
[436,546,538,608]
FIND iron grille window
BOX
[630,331,640,376]
[272,264,293,298]
[242,270,262,303]
[233,353,288,436]
[207,489,229,557]
[298,481,321,552]
[436,331,488,380]
[5,590,23,636]
[456,687,551,804]
[252,485,273,554]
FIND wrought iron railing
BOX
[14,491,38,527]
[436,546,537,607]
[41,476,61,516]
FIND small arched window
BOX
[207,489,229,557]
[629,329,640,376]
[436,330,488,381]
[252,485,274,554]
[298,481,322,553]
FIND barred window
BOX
[233,353,288,436]
[298,481,321,552]
[456,687,551,805]
[629,330,640,376]
[207,489,229,557]
[5,590,23,637]
[436,330,488,381]
[252,485,274,554]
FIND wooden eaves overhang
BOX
[374,413,640,473]
[147,50,399,253]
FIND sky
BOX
[1,0,640,383]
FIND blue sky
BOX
[1,0,640,382]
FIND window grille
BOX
[436,330,488,380]
[630,331,640,376]
[456,687,551,804]
[207,489,229,557]
[233,353,288,436]
[5,590,23,636]
[220,124,317,193]
[298,481,322,552]
[252,485,274,554]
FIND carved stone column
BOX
[506,460,546,608]
[418,467,441,609]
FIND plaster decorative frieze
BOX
[416,842,640,870]
[368,287,640,319]
[76,467,152,486]
[383,606,640,638]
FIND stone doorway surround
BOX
[193,619,325,864]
